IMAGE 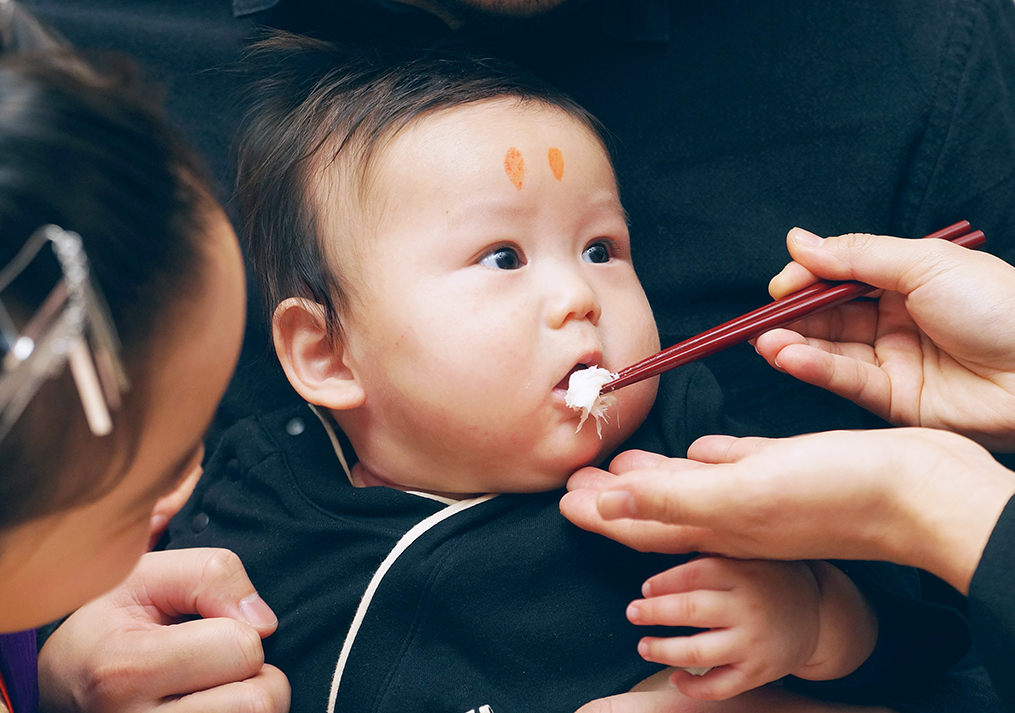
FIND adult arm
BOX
[37,548,290,713]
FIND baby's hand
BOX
[626,557,875,701]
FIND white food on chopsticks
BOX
[564,366,618,437]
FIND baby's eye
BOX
[582,241,612,264]
[479,246,524,270]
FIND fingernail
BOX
[789,227,823,248]
[627,603,642,623]
[239,593,277,629]
[638,640,651,660]
[597,490,636,518]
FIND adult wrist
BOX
[903,456,1015,594]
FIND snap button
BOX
[191,512,210,533]
[285,417,306,436]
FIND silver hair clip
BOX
[0,225,129,442]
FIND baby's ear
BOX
[272,297,366,411]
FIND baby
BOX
[168,33,969,713]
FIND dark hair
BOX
[0,44,218,531]
[237,31,611,338]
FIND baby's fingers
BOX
[628,590,729,629]
[638,630,736,673]
[641,556,735,598]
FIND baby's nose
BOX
[545,270,601,328]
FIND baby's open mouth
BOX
[555,363,589,392]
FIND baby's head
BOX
[239,34,660,498]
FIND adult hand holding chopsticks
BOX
[563,226,1015,575]
[755,228,1015,451]
[561,228,1015,712]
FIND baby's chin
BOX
[370,460,591,500]
[458,448,618,496]
[352,424,627,499]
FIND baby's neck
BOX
[350,461,483,501]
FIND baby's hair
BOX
[236,31,611,339]
[0,41,218,531]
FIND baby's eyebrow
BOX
[444,199,531,226]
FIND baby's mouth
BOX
[555,363,589,392]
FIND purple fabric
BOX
[0,630,38,713]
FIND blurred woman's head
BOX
[0,43,246,630]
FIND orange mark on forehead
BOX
[504,147,524,189]
[548,147,564,180]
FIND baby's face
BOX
[331,99,659,497]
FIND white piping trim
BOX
[405,489,459,505]
[326,493,497,713]
[309,403,466,504]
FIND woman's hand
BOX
[756,229,1015,451]
[38,548,290,713]
[561,430,1015,594]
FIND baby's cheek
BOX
[618,378,659,438]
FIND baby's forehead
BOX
[368,99,614,191]
[311,97,616,247]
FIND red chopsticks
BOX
[601,222,985,394]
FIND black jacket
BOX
[168,368,971,713]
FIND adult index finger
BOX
[559,487,710,555]
[127,549,277,635]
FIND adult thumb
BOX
[123,548,277,636]
[783,227,964,296]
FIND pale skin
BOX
[275,98,662,498]
[761,228,1015,451]
[560,229,1015,596]
[38,549,288,713]
[273,99,878,700]
[627,557,876,700]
